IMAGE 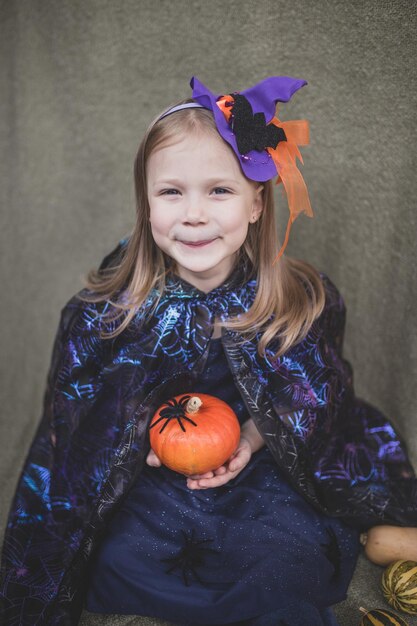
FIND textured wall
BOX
[1,2,416,624]
[1,0,416,535]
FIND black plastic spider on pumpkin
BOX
[161,528,220,587]
[149,395,198,434]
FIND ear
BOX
[250,184,264,223]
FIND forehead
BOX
[146,132,246,182]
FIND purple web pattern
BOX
[1,241,416,624]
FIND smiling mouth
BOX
[179,238,217,247]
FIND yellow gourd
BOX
[381,560,417,615]
[358,606,409,625]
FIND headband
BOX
[159,76,313,262]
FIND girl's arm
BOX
[240,417,266,453]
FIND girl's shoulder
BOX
[97,236,130,272]
[312,271,347,347]
[318,271,346,314]
[55,239,129,347]
[55,293,108,358]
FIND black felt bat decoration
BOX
[229,93,287,154]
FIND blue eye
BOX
[213,187,230,195]
[161,189,180,195]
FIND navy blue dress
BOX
[85,337,360,625]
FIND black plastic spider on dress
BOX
[149,395,198,434]
[160,528,220,587]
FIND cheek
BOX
[149,204,173,234]
[219,197,253,227]
[220,210,251,236]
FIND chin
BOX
[178,263,220,276]
[172,254,222,273]
[175,255,228,274]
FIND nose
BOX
[182,193,208,224]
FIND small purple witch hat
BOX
[190,75,307,182]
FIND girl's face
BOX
[147,131,263,293]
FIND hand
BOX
[186,436,252,490]
[146,448,162,467]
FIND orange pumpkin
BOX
[149,393,240,476]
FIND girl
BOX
[1,76,416,626]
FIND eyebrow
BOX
[151,177,239,188]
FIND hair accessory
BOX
[159,102,205,119]
[190,76,313,263]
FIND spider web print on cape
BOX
[1,238,416,625]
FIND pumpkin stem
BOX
[186,396,202,414]
[359,533,368,546]
[359,607,368,614]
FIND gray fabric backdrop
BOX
[1,1,416,624]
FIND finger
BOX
[228,459,241,472]
[187,481,205,490]
[146,450,162,466]
[198,475,233,488]
[192,464,231,480]
[231,448,251,466]
[228,451,249,472]
[188,470,215,480]
[236,440,251,455]
[189,471,238,489]
[187,477,208,490]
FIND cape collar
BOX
[162,259,257,320]
[164,257,254,297]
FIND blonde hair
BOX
[82,101,325,358]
